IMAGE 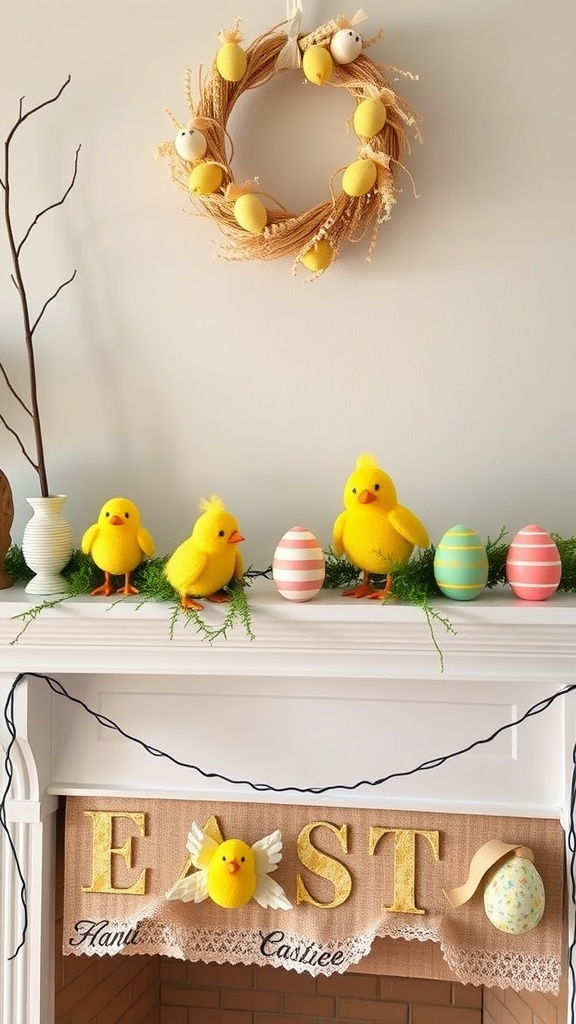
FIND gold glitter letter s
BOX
[296,821,352,909]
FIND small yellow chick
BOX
[333,453,429,599]
[165,821,292,910]
[164,495,244,610]
[81,497,155,596]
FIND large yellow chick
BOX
[165,821,292,910]
[164,495,244,610]
[81,497,155,596]
[333,453,430,599]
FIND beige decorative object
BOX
[157,12,420,277]
[0,468,14,589]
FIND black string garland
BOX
[1,670,575,1019]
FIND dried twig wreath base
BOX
[157,12,421,278]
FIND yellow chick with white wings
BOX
[165,821,292,910]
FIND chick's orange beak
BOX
[109,515,124,525]
[358,490,376,504]
[227,859,240,874]
[228,531,245,544]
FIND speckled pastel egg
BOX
[433,525,489,600]
[188,162,224,196]
[302,45,334,85]
[483,856,545,934]
[234,194,267,233]
[353,98,387,138]
[273,527,326,602]
[175,129,208,163]
[216,42,247,82]
[506,524,562,601]
[330,28,363,65]
[342,158,377,197]
[301,239,334,272]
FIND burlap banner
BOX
[63,797,565,993]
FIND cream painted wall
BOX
[1,0,574,570]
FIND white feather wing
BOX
[253,874,293,911]
[252,828,283,876]
[251,829,292,910]
[187,821,219,869]
[165,869,209,903]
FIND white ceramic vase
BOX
[22,495,74,595]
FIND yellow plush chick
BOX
[81,497,155,596]
[333,453,430,599]
[165,821,292,910]
[164,495,244,610]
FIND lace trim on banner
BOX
[64,914,561,993]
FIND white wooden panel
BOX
[48,673,566,815]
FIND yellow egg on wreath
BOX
[354,98,388,138]
[189,162,224,196]
[302,45,334,85]
[230,184,268,234]
[216,19,247,82]
[342,158,378,197]
[300,239,334,272]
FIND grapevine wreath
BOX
[157,7,421,277]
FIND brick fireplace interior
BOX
[53,802,567,1024]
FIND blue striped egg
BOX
[433,525,489,600]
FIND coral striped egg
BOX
[273,527,325,602]
[506,524,561,601]
[433,525,489,600]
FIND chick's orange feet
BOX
[343,572,393,600]
[116,573,139,596]
[91,572,116,597]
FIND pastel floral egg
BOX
[302,45,334,85]
[433,525,489,600]
[483,856,545,934]
[330,28,363,65]
[506,524,562,601]
[175,129,208,162]
[273,527,326,602]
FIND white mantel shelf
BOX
[2,582,576,678]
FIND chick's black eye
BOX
[105,511,110,517]
[374,483,380,491]
[222,855,226,861]
[241,856,245,862]
[218,530,225,537]
[125,512,130,518]
[352,487,357,494]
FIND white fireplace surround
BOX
[1,583,575,1024]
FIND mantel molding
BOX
[2,584,576,678]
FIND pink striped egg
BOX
[506,524,562,601]
[272,526,326,602]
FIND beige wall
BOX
[0,0,574,568]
